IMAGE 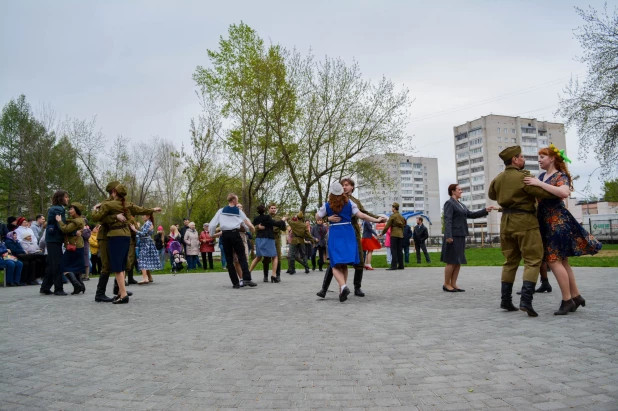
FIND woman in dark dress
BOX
[440,184,495,292]
[249,205,287,283]
[524,145,601,315]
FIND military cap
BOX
[392,202,400,209]
[499,146,521,162]
[114,184,128,197]
[296,211,304,219]
[105,180,120,193]
[70,202,84,215]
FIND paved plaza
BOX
[1,267,617,410]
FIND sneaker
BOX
[239,280,244,287]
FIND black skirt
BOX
[440,236,467,264]
[60,246,85,273]
[108,236,130,273]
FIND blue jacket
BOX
[46,205,66,243]
[5,236,26,255]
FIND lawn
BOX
[2,244,616,284]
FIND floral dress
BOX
[136,220,163,270]
[537,172,602,262]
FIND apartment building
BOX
[453,115,567,240]
[356,154,440,236]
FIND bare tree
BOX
[63,116,107,196]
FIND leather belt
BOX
[502,208,535,215]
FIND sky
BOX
[0,0,609,206]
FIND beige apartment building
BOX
[453,115,567,241]
[356,154,440,236]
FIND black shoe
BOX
[339,286,350,302]
[264,275,269,283]
[95,295,114,302]
[288,272,295,275]
[271,276,280,283]
[7,283,16,287]
[442,285,457,292]
[500,301,518,311]
[535,278,552,293]
[127,278,138,285]
[65,272,82,295]
[554,299,575,315]
[312,267,316,271]
[112,295,129,304]
[40,289,52,295]
[319,268,323,272]
[54,290,68,296]
[27,281,38,286]
[571,295,586,312]
[354,288,365,297]
[455,288,465,292]
[17,282,26,286]
[245,281,257,287]
[233,284,240,289]
[386,268,397,271]
[305,268,310,274]
[316,289,326,298]
[519,281,538,317]
[82,277,90,281]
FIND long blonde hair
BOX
[169,225,179,236]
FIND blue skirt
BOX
[108,236,130,273]
[327,223,360,267]
[60,246,85,273]
[256,237,277,257]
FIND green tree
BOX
[193,22,290,213]
[558,4,618,175]
[602,178,618,201]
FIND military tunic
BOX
[382,210,406,269]
[488,166,557,283]
[350,195,379,267]
[288,218,315,269]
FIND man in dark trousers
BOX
[382,203,406,270]
[413,217,431,264]
[403,223,413,263]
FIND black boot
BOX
[500,282,518,311]
[263,258,270,282]
[535,277,552,293]
[276,261,281,282]
[519,281,538,317]
[127,268,138,285]
[554,299,575,315]
[316,266,333,298]
[75,272,86,294]
[95,273,113,302]
[353,267,364,296]
[571,295,586,312]
[65,273,82,295]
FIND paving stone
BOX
[0,267,616,410]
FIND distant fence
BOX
[586,218,618,244]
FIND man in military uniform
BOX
[382,202,406,270]
[488,146,558,316]
[261,203,284,282]
[287,212,315,274]
[93,181,159,302]
[316,178,386,298]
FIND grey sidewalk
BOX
[1,267,617,410]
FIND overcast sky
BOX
[0,0,608,206]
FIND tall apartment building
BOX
[356,154,440,236]
[453,115,567,240]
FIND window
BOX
[472,176,484,182]
[498,146,502,150]
[457,160,469,167]
[472,184,484,191]
[413,163,422,169]
[497,127,501,133]
[470,157,484,164]
[457,169,468,176]
[503,128,507,133]
[469,128,482,137]
[456,142,468,150]
[459,178,470,184]
[472,194,485,201]
[511,129,516,134]
[456,132,467,141]
[471,166,484,173]
[470,147,483,155]
[498,137,502,142]
[469,137,482,146]
[511,138,516,143]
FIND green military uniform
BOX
[57,216,85,248]
[488,163,556,284]
[288,215,315,272]
[56,202,87,292]
[382,204,407,269]
[92,181,121,300]
[488,146,558,316]
[125,215,138,275]
[350,195,379,267]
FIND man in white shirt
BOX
[209,193,256,288]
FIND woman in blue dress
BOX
[130,214,162,284]
[316,182,382,302]
[524,144,601,315]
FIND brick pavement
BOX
[0,267,617,410]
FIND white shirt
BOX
[316,200,359,219]
[209,205,249,236]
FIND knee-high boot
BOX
[316,266,334,298]
[65,272,82,295]
[500,282,517,311]
[519,281,538,317]
[263,258,270,282]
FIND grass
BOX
[2,244,616,284]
